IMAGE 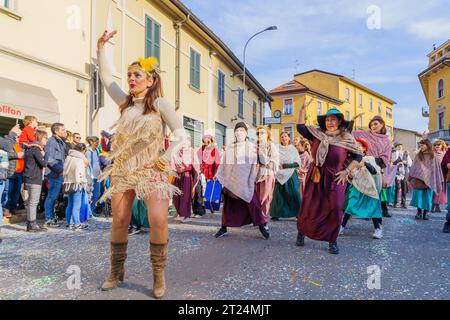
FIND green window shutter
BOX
[145,16,153,58]
[154,23,161,63]
[190,49,195,87]
[195,52,201,89]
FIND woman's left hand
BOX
[334,170,349,185]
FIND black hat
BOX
[317,109,350,131]
[234,122,248,132]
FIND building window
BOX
[218,70,225,106]
[190,48,201,90]
[92,66,103,112]
[359,93,363,107]
[437,79,444,99]
[183,116,203,148]
[0,0,12,10]
[238,89,244,118]
[369,98,373,112]
[145,15,161,63]
[283,126,293,141]
[438,111,445,130]
[386,107,393,119]
[317,100,323,115]
[378,102,382,114]
[215,122,226,149]
[253,101,257,127]
[283,98,293,115]
[358,117,363,129]
[345,111,350,121]
[346,87,350,102]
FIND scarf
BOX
[63,150,88,192]
[256,141,279,183]
[441,149,450,179]
[215,140,258,203]
[307,126,363,167]
[409,152,443,194]
[350,156,382,199]
[352,131,392,167]
[275,144,301,185]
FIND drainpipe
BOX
[174,14,190,111]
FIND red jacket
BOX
[19,126,37,144]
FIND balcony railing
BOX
[428,130,450,142]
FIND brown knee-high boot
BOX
[101,242,128,291]
[150,241,168,299]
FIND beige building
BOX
[393,127,421,159]
[0,0,272,148]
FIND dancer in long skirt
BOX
[255,126,279,221]
[214,122,270,240]
[296,99,363,254]
[340,138,383,239]
[269,132,301,220]
[295,138,313,197]
[352,115,394,219]
[172,140,200,223]
[409,139,443,220]
[432,139,447,213]
[440,147,450,233]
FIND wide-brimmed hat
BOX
[317,109,349,131]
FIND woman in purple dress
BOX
[295,99,363,254]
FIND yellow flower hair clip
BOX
[130,56,159,75]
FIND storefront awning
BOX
[0,77,60,124]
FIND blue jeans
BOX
[91,178,101,215]
[65,190,83,225]
[1,179,9,208]
[0,180,6,227]
[6,173,22,211]
[44,176,63,221]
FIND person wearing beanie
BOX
[296,99,363,254]
[214,122,270,240]
[340,138,384,239]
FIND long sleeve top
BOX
[97,48,186,163]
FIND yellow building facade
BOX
[0,0,272,148]
[419,39,450,141]
[270,70,396,140]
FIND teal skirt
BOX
[410,188,433,211]
[269,173,301,218]
[131,199,150,228]
[387,185,396,204]
[345,185,382,219]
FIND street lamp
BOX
[242,26,277,117]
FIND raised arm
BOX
[156,98,187,164]
[97,30,127,106]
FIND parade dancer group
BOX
[96,30,450,299]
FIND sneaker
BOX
[68,224,77,231]
[44,219,59,227]
[79,223,89,230]
[328,242,339,254]
[214,227,228,238]
[339,226,345,236]
[128,226,141,235]
[258,224,270,240]
[373,228,383,239]
[180,217,192,223]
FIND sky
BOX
[181,0,450,132]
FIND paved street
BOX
[0,204,449,300]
